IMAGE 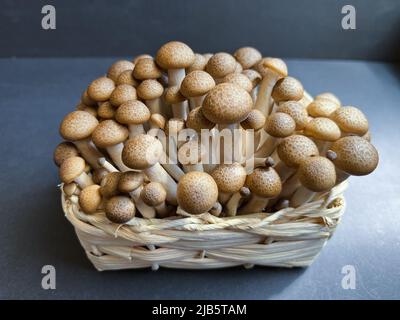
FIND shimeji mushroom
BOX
[156,41,195,87]
[254,57,288,115]
[97,101,115,120]
[186,53,207,73]
[176,171,218,214]
[63,182,80,197]
[109,84,137,107]
[59,156,94,189]
[132,57,162,81]
[209,202,223,217]
[241,109,266,155]
[165,118,186,163]
[136,79,164,114]
[210,163,247,205]
[180,70,216,109]
[243,156,275,174]
[271,76,304,112]
[115,100,150,138]
[178,139,206,173]
[87,77,115,102]
[290,156,337,208]
[330,106,369,137]
[239,166,282,214]
[315,92,341,106]
[326,136,379,184]
[164,85,189,120]
[81,89,96,107]
[122,134,178,204]
[116,69,139,87]
[222,73,253,94]
[133,54,153,64]
[76,102,97,117]
[100,172,122,198]
[53,142,79,166]
[118,171,156,219]
[107,60,135,82]
[92,167,109,185]
[186,106,215,133]
[234,47,262,70]
[205,53,237,83]
[304,117,341,154]
[307,98,339,118]
[141,182,170,218]
[276,101,309,131]
[105,195,136,224]
[242,69,262,103]
[149,113,166,131]
[59,110,103,169]
[225,187,251,216]
[79,184,102,214]
[98,157,119,173]
[92,120,130,171]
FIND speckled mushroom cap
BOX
[54,142,79,166]
[165,118,185,135]
[117,70,139,87]
[307,99,339,118]
[116,100,151,125]
[150,113,166,130]
[107,60,135,82]
[164,86,186,104]
[298,156,336,192]
[330,106,369,135]
[81,89,96,106]
[92,168,108,184]
[234,47,262,69]
[245,167,282,198]
[118,171,145,193]
[133,54,153,64]
[122,134,164,170]
[137,79,164,100]
[272,76,304,103]
[315,92,341,106]
[264,112,296,138]
[186,53,207,73]
[177,140,206,165]
[241,109,266,130]
[277,135,319,168]
[79,184,102,214]
[141,182,167,207]
[255,57,288,78]
[276,101,309,131]
[132,58,162,80]
[109,84,137,107]
[205,53,237,79]
[60,110,99,141]
[177,171,218,214]
[242,69,262,88]
[76,103,97,117]
[156,41,195,69]
[59,156,86,183]
[105,196,135,224]
[100,172,122,197]
[87,77,115,102]
[222,73,253,93]
[92,119,129,148]
[211,163,247,193]
[202,83,253,124]
[327,136,378,176]
[180,71,216,98]
[97,101,115,119]
[304,117,341,141]
[186,107,215,132]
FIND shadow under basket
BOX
[61,181,348,271]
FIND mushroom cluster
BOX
[55,41,379,224]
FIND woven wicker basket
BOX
[61,180,347,271]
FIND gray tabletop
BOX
[0,58,399,300]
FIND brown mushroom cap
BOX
[304,117,341,141]
[105,196,135,223]
[117,70,139,87]
[234,47,262,69]
[242,69,262,88]
[87,77,115,102]
[222,73,253,93]
[177,171,218,214]
[76,103,97,117]
[315,92,341,106]
[186,107,215,132]
[133,54,153,64]
[118,171,145,193]
[328,136,378,176]
[202,83,253,124]
[164,85,186,104]
[246,167,282,198]
[330,106,369,135]
[298,156,336,192]
[116,100,151,125]
[109,84,137,107]
[150,113,166,130]
[180,71,216,98]
[276,101,309,130]
[264,112,296,138]
[107,60,135,82]
[137,79,164,100]
[79,184,102,214]
[186,53,207,73]
[156,41,195,69]
[211,163,247,193]
[255,57,288,78]
[60,110,99,141]
[81,89,96,106]
[307,99,339,118]
[241,109,266,130]
[205,53,237,79]
[92,168,109,184]
[272,76,304,103]
[122,134,164,170]
[54,142,79,166]
[100,172,122,197]
[63,182,79,197]
[59,156,86,183]
[132,57,162,80]
[97,101,115,119]
[141,182,167,207]
[277,135,319,168]
[92,119,129,148]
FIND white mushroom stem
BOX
[255,73,280,115]
[73,139,103,169]
[74,172,94,189]
[128,124,145,138]
[146,98,162,114]
[189,96,205,110]
[171,101,189,120]
[98,157,119,173]
[106,143,131,172]
[239,194,270,214]
[255,136,279,158]
[129,185,156,218]
[290,186,316,208]
[145,163,178,205]
[168,69,186,87]
[225,187,250,216]
[202,128,219,172]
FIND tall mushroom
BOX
[136,79,164,114]
[205,52,237,83]
[115,100,151,138]
[59,156,94,189]
[180,70,215,109]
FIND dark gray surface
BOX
[0,57,399,300]
[1,0,400,61]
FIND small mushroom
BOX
[141,182,170,217]
[164,85,189,120]
[330,106,369,136]
[116,100,150,138]
[304,117,341,154]
[133,54,153,64]
[307,98,339,118]
[63,182,80,197]
[225,187,251,216]
[92,167,109,184]
[132,57,162,80]
[59,156,94,188]
[149,113,166,131]
[205,52,237,83]
[177,171,218,214]
[180,70,216,109]
[79,184,102,214]
[241,109,266,156]
[107,60,135,82]
[105,195,135,224]
[186,53,207,73]
[109,84,137,107]
[242,69,262,102]
[234,47,262,69]
[53,142,79,166]
[76,103,97,117]
[100,172,122,198]
[276,101,309,131]
[315,92,341,106]
[186,106,215,132]
[222,73,253,93]
[87,77,115,102]
[136,79,164,114]
[97,101,115,120]
[81,89,96,107]
[116,69,139,87]
[271,76,304,106]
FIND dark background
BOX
[1,0,400,61]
